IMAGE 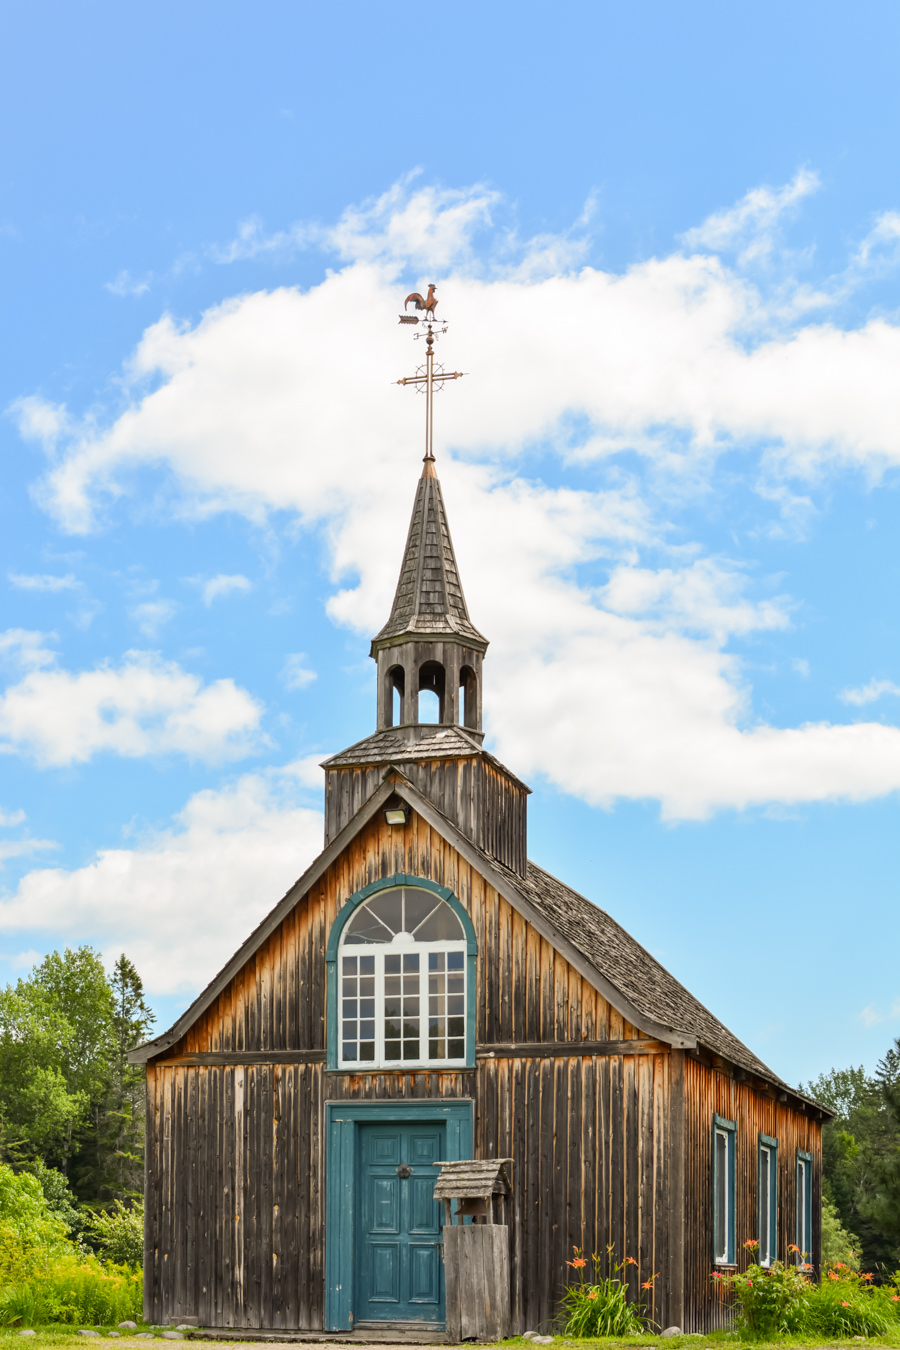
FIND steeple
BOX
[372,457,487,648]
[371,456,488,738]
[321,294,529,876]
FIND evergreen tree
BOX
[0,948,154,1205]
[860,1038,900,1265]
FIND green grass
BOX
[498,1335,900,1349]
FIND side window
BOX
[796,1150,813,1260]
[713,1114,736,1265]
[758,1134,778,1266]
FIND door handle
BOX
[396,1164,412,1179]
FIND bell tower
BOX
[321,297,529,874]
[372,452,488,740]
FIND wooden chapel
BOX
[131,327,829,1336]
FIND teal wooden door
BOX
[355,1123,446,1323]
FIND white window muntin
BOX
[338,886,467,1071]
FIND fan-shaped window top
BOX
[338,886,467,1070]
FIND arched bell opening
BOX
[384,664,405,728]
[418,660,446,725]
[459,665,478,730]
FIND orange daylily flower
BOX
[841,1301,850,1308]
[828,1272,839,1281]
[567,1258,587,1269]
[587,1291,597,1300]
[624,1256,638,1266]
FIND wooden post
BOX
[443,1225,511,1341]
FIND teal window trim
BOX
[796,1149,813,1260]
[713,1113,737,1265]
[758,1133,778,1265]
[324,1097,474,1331]
[325,873,477,1072]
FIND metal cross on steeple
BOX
[396,286,464,464]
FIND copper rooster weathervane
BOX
[396,286,464,464]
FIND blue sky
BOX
[2,1,900,1087]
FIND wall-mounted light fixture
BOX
[384,804,409,827]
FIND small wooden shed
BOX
[130,453,831,1336]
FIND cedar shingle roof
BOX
[372,463,487,648]
[496,857,781,1084]
[323,724,483,768]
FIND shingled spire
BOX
[368,457,488,737]
[372,457,487,648]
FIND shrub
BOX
[0,1255,142,1327]
[801,1262,900,1338]
[558,1246,656,1336]
[711,1240,810,1338]
[0,1162,70,1285]
[83,1200,143,1266]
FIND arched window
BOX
[417,660,445,724]
[335,883,469,1070]
[459,665,477,729]
[385,665,404,728]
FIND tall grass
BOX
[0,1257,142,1328]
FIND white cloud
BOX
[0,629,57,671]
[14,174,900,819]
[840,678,900,707]
[598,558,790,643]
[210,175,501,273]
[11,395,69,449]
[281,653,316,690]
[0,770,323,995]
[0,651,264,767]
[8,572,78,592]
[859,998,900,1028]
[129,599,178,637]
[681,168,820,265]
[196,573,252,606]
[105,270,151,298]
[0,808,26,827]
[852,211,900,270]
[0,837,57,867]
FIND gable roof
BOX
[128,770,820,1110]
[371,459,487,649]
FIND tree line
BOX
[0,945,154,1226]
[806,1039,900,1272]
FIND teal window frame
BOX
[758,1133,778,1266]
[796,1150,813,1260]
[324,1097,474,1330]
[325,873,477,1072]
[713,1113,737,1265]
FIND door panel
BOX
[356,1122,445,1323]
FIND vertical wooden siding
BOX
[147,809,674,1330]
[681,1055,823,1332]
[145,1050,672,1332]
[324,757,528,875]
[174,810,628,1055]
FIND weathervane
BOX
[396,285,464,464]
